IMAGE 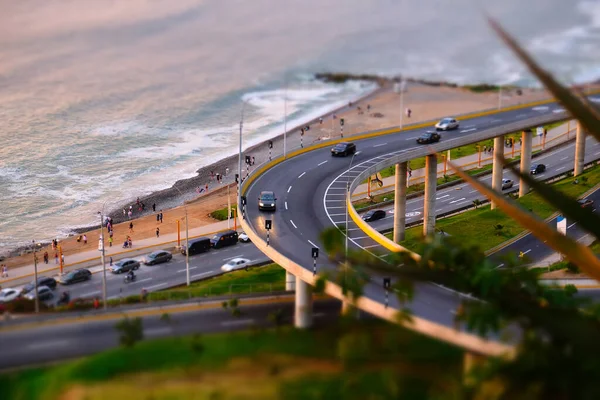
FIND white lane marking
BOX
[436,209,443,212]
[469,190,478,194]
[28,340,69,350]
[568,222,577,229]
[363,244,381,249]
[221,319,254,327]
[192,271,214,279]
[325,199,344,202]
[146,283,168,290]
[327,206,346,209]
[351,236,370,240]
[405,136,417,140]
[308,240,320,248]
[290,220,298,229]
[81,290,101,298]
[373,143,387,147]
[560,156,568,161]
[490,119,502,123]
[449,197,466,204]
[496,263,505,269]
[436,194,450,200]
[556,166,565,171]
[355,151,362,155]
[318,160,328,166]
[223,255,243,261]
[460,128,477,133]
[287,186,292,193]
[595,151,600,156]
[298,172,306,179]
[285,201,288,210]
[135,278,153,284]
[516,113,527,118]
[177,266,198,273]
[523,249,531,255]
[329,213,346,216]
[145,327,172,336]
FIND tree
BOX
[115,317,143,347]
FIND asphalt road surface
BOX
[0,297,343,371]
[243,97,600,333]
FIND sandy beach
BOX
[2,78,585,272]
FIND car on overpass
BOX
[530,163,546,175]
[110,258,140,274]
[143,250,173,265]
[362,209,386,222]
[501,179,514,190]
[435,117,460,131]
[0,288,20,303]
[579,198,594,208]
[58,268,92,285]
[221,258,251,272]
[331,142,356,157]
[258,191,277,211]
[416,131,441,144]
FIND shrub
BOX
[4,298,50,313]
[115,317,143,347]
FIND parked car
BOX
[258,191,277,211]
[58,268,91,285]
[362,209,387,222]
[21,276,57,294]
[109,258,140,274]
[211,230,239,249]
[579,198,594,208]
[0,288,20,303]
[143,250,173,265]
[181,237,211,256]
[23,285,53,301]
[501,179,514,190]
[238,232,251,243]
[530,163,546,175]
[331,142,356,157]
[221,258,251,272]
[435,117,460,131]
[416,131,441,144]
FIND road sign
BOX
[536,127,544,137]
[311,247,319,258]
[383,277,391,289]
[265,219,272,230]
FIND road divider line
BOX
[223,255,243,261]
[135,278,153,284]
[221,318,254,327]
[298,172,306,178]
[318,160,328,166]
[373,143,387,147]
[82,290,101,298]
[146,283,168,290]
[449,197,466,204]
[290,220,298,229]
[568,222,577,229]
[177,267,198,273]
[28,340,69,350]
[285,201,288,210]
[287,186,292,193]
[192,271,214,279]
[307,240,319,249]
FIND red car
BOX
[578,199,594,208]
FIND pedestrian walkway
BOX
[352,120,575,199]
[0,219,239,285]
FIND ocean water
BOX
[1,0,599,253]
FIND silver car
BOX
[501,179,514,190]
[24,285,53,301]
[110,258,140,274]
[435,117,460,131]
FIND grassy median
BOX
[391,165,600,253]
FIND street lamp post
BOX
[32,240,39,313]
[98,204,107,310]
[238,103,245,213]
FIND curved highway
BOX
[242,96,599,350]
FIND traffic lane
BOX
[0,298,343,371]
[363,137,599,233]
[48,244,270,303]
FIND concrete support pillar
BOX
[285,270,296,291]
[423,154,437,236]
[294,279,313,328]
[519,130,532,197]
[491,135,504,210]
[574,122,586,176]
[393,162,408,242]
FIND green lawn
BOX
[210,206,237,221]
[390,166,600,253]
[0,321,463,400]
[148,263,286,301]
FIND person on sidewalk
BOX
[1,264,7,278]
[54,252,59,264]
[93,297,99,309]
[61,254,65,265]
[159,211,163,223]
[129,222,134,233]
[152,203,156,212]
[156,227,160,238]
[43,251,49,264]
[108,236,113,247]
[83,234,87,244]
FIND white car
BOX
[221,258,251,272]
[0,288,20,303]
[435,117,460,131]
[238,232,250,243]
[23,285,53,301]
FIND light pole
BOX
[238,102,245,213]
[32,240,39,313]
[283,82,288,159]
[98,202,107,310]
[498,85,502,110]
[345,153,357,260]
[399,79,406,130]
[171,185,190,286]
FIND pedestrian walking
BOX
[128,237,133,248]
[129,222,134,233]
[61,254,65,265]
[109,236,113,247]
[93,297,100,309]
[44,251,49,264]
[156,227,160,238]
[225,167,230,176]
[251,156,255,166]
[83,234,87,244]
[110,257,113,266]
[128,210,132,219]
[156,213,160,222]
[123,209,126,217]
[319,117,323,124]
[210,170,215,182]
[205,183,209,192]
[408,167,412,178]
[152,203,156,212]
[1,264,7,278]
[55,252,59,264]
[159,212,163,223]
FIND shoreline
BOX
[1,79,385,258]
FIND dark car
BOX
[210,230,239,249]
[22,276,57,294]
[578,198,594,208]
[109,258,140,274]
[258,191,277,211]
[331,142,356,157]
[416,131,441,144]
[143,250,173,265]
[58,268,91,285]
[530,164,546,175]
[362,209,387,222]
[181,237,211,256]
